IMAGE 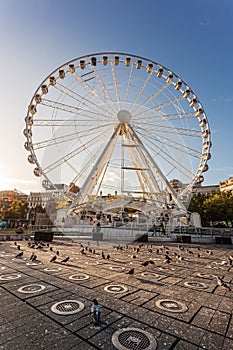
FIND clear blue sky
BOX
[0,0,232,193]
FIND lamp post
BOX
[61,217,65,238]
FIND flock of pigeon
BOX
[10,238,233,291]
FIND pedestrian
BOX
[159,222,165,235]
[91,299,101,328]
[152,224,156,236]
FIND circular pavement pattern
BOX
[196,273,216,279]
[44,267,62,272]
[141,272,160,279]
[184,281,208,289]
[155,299,188,313]
[69,274,90,280]
[12,258,26,263]
[112,327,157,350]
[18,284,46,293]
[51,300,84,315]
[0,273,21,281]
[158,266,175,272]
[110,266,125,272]
[85,261,99,266]
[26,262,42,266]
[104,284,128,294]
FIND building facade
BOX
[219,177,233,193]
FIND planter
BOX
[34,231,54,242]
[215,236,232,245]
[177,235,191,243]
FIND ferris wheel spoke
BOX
[40,98,101,117]
[33,132,82,150]
[42,130,107,175]
[111,62,121,110]
[136,128,201,163]
[151,133,201,158]
[54,82,114,118]
[73,70,117,116]
[33,123,111,150]
[141,134,196,179]
[132,82,170,115]
[133,95,184,117]
[33,119,115,127]
[134,123,201,138]
[124,64,134,110]
[146,131,201,158]
[133,110,196,123]
[92,67,119,114]
[129,73,152,112]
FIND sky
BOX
[0,0,232,194]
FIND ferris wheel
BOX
[24,52,211,216]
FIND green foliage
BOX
[5,199,28,220]
[188,191,233,226]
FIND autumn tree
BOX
[6,199,28,220]
[188,191,233,226]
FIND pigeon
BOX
[165,254,172,261]
[17,245,21,250]
[30,252,35,260]
[205,250,213,255]
[106,254,111,260]
[31,254,37,262]
[49,247,53,252]
[164,254,172,263]
[216,276,231,291]
[60,256,69,263]
[50,255,57,263]
[229,256,233,266]
[126,268,135,276]
[101,252,106,259]
[15,251,23,258]
[80,248,86,255]
[142,261,150,268]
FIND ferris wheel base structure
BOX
[24,52,211,228]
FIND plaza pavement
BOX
[0,236,233,350]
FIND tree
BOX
[188,191,233,226]
[6,199,28,221]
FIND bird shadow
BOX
[54,262,82,269]
[136,277,164,286]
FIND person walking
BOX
[91,299,101,328]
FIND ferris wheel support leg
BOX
[70,123,122,209]
[127,124,187,213]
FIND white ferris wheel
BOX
[24,52,211,219]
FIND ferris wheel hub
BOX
[117,110,132,123]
